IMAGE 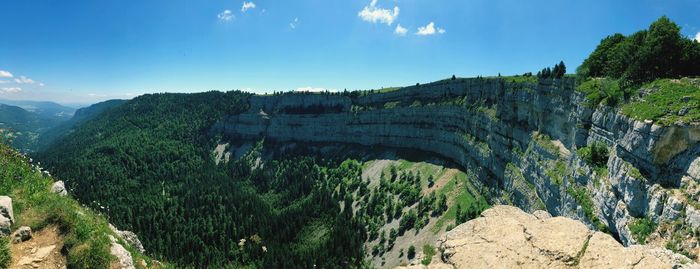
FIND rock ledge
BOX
[408,206,698,268]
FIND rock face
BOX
[214,77,700,258]
[431,206,698,269]
[110,224,146,253]
[51,180,68,196]
[109,235,136,269]
[0,196,13,236]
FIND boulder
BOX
[0,196,13,236]
[532,210,552,220]
[51,180,68,196]
[11,226,32,243]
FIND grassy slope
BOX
[577,77,700,126]
[0,142,166,269]
[622,78,700,125]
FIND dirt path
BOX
[10,225,67,269]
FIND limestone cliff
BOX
[212,77,700,260]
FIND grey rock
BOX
[51,180,68,196]
[109,235,135,269]
[109,224,145,253]
[661,196,684,222]
[613,201,634,245]
[12,226,32,243]
[647,185,667,222]
[686,206,700,230]
[679,106,690,116]
[0,196,13,236]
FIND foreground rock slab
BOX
[405,206,698,269]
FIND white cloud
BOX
[0,70,12,78]
[14,76,36,84]
[295,86,336,93]
[0,80,8,84]
[394,24,407,36]
[416,22,445,36]
[695,32,700,42]
[0,87,22,93]
[289,17,299,29]
[358,0,399,26]
[241,1,256,12]
[218,10,234,21]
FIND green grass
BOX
[421,244,436,265]
[431,172,486,233]
[545,160,567,186]
[503,75,538,84]
[477,106,498,122]
[383,101,401,109]
[566,185,607,232]
[576,78,624,107]
[621,78,700,125]
[629,217,657,244]
[534,133,560,156]
[0,143,168,268]
[0,238,9,269]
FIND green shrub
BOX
[629,217,657,244]
[578,142,609,168]
[0,238,10,269]
[577,79,624,107]
[407,245,416,260]
[421,244,436,265]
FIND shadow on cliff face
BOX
[259,139,467,171]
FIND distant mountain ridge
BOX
[0,99,76,121]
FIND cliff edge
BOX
[400,205,698,269]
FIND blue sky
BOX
[1,0,699,105]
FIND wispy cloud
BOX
[218,10,234,21]
[14,76,37,84]
[358,0,399,26]
[289,17,299,29]
[416,22,445,36]
[394,24,407,36]
[695,32,700,42]
[0,87,22,93]
[0,70,12,78]
[241,1,256,12]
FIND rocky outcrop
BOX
[214,77,700,258]
[109,235,136,269]
[51,180,68,196]
[109,224,146,253]
[0,196,13,236]
[424,206,698,269]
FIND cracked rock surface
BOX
[429,206,698,269]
